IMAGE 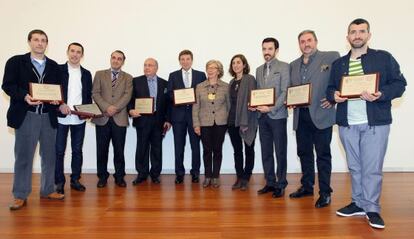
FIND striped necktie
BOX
[112,71,119,87]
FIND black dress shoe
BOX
[257,185,275,195]
[56,183,65,194]
[151,177,161,184]
[132,176,147,186]
[272,188,285,198]
[289,186,314,198]
[115,178,127,187]
[240,179,248,191]
[191,175,200,183]
[175,175,184,184]
[97,178,107,188]
[70,180,86,191]
[315,194,331,208]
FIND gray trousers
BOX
[339,124,390,213]
[13,112,57,199]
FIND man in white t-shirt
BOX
[56,43,92,194]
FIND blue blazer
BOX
[327,48,406,126]
[128,75,170,128]
[167,69,206,123]
[57,63,93,118]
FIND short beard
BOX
[350,41,367,49]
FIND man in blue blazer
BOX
[129,58,171,185]
[167,50,206,184]
[55,43,93,194]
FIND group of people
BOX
[2,18,406,230]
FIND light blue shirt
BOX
[147,76,158,111]
[31,57,46,77]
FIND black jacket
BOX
[2,53,61,129]
[57,63,92,118]
[128,75,170,128]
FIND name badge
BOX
[208,93,216,100]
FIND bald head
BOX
[144,58,158,77]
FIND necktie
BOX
[265,63,271,78]
[149,78,157,111]
[184,71,190,88]
[112,71,119,88]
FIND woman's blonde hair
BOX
[206,60,224,79]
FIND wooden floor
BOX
[0,173,413,239]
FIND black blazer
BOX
[167,69,206,123]
[128,75,170,128]
[57,63,93,118]
[2,53,60,129]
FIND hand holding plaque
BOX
[286,83,312,107]
[29,83,63,103]
[340,73,379,98]
[173,88,196,105]
[135,97,154,114]
[250,88,275,107]
[73,103,103,118]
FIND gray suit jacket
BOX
[192,79,230,127]
[91,69,133,127]
[255,58,290,119]
[229,74,257,146]
[290,50,340,130]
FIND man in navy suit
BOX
[129,58,171,185]
[167,50,206,184]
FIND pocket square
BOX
[321,64,330,72]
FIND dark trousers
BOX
[55,122,86,185]
[96,118,126,181]
[296,108,333,194]
[135,115,163,179]
[172,109,201,176]
[228,125,255,181]
[200,124,227,178]
[258,115,288,189]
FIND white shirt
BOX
[58,64,85,125]
[182,68,192,88]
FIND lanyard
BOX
[31,68,46,113]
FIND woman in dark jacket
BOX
[227,54,257,191]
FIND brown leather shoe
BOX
[41,192,65,200]
[9,198,27,210]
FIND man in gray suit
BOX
[254,37,290,198]
[289,30,340,208]
[92,50,133,188]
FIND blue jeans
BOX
[55,122,86,185]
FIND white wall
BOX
[0,0,413,174]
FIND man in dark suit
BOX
[92,50,133,188]
[2,29,64,210]
[289,30,340,208]
[167,50,206,184]
[129,58,171,185]
[55,42,93,194]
